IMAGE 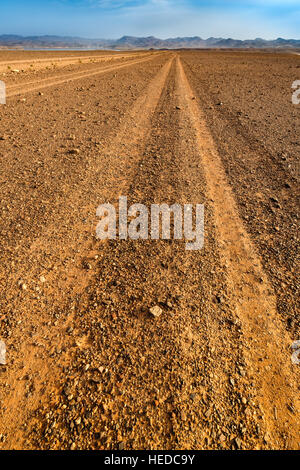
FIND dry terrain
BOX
[0,49,299,450]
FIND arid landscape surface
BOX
[0,49,299,450]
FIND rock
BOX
[235,437,242,449]
[69,148,80,155]
[149,305,163,318]
[18,280,27,290]
[0,340,6,365]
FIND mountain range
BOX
[0,34,300,50]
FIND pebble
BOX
[235,437,242,449]
[0,340,6,365]
[18,280,27,290]
[149,305,163,318]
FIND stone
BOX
[69,148,80,155]
[235,437,242,449]
[149,305,163,318]
[0,340,6,365]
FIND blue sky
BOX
[1,0,299,39]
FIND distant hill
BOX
[0,34,300,50]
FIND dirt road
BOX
[0,51,149,74]
[0,50,299,450]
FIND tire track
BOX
[0,55,174,449]
[0,52,146,71]
[28,56,212,450]
[30,55,260,450]
[6,53,163,97]
[176,56,299,449]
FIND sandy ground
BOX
[0,50,299,450]
[0,50,150,74]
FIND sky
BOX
[0,0,299,40]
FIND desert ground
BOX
[0,49,299,450]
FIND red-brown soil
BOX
[0,50,299,450]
